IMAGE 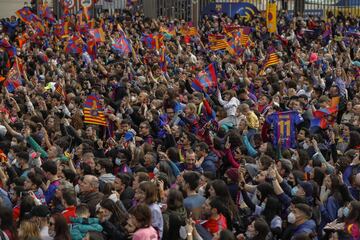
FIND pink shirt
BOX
[132,226,158,240]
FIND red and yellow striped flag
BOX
[83,95,107,126]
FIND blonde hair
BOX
[186,103,197,113]
[18,220,40,240]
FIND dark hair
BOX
[97,158,113,174]
[0,205,17,239]
[158,160,175,184]
[262,197,282,226]
[166,147,180,163]
[100,198,128,225]
[20,195,35,221]
[345,200,360,224]
[52,213,71,240]
[62,189,77,206]
[196,142,209,153]
[183,171,200,191]
[347,131,360,150]
[139,181,158,204]
[312,167,325,188]
[116,173,132,188]
[62,168,76,183]
[131,204,152,229]
[135,172,150,183]
[209,197,233,230]
[219,229,236,240]
[210,180,238,217]
[253,218,270,240]
[27,172,43,187]
[16,151,29,163]
[42,160,58,175]
[117,149,132,162]
[259,155,274,170]
[257,183,275,201]
[166,189,184,210]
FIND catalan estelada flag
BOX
[180,26,197,37]
[83,95,107,126]
[192,63,218,93]
[263,47,280,69]
[208,34,235,55]
[16,7,41,24]
[239,27,252,46]
[266,0,277,33]
[89,28,106,43]
[223,25,240,38]
[5,62,22,93]
[142,34,163,50]
[55,83,66,98]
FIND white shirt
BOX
[218,94,240,117]
[40,226,53,240]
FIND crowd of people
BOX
[0,1,359,240]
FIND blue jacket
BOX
[70,217,103,240]
[320,195,339,224]
[292,219,317,240]
[201,152,218,174]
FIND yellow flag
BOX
[266,0,277,33]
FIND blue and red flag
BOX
[89,28,106,43]
[86,37,97,60]
[192,63,218,93]
[311,107,338,129]
[142,34,163,50]
[0,39,16,58]
[65,35,85,54]
[38,2,55,23]
[111,36,132,56]
[4,62,22,93]
[16,7,41,24]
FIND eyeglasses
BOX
[49,222,55,226]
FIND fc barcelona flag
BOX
[112,37,132,56]
[311,107,338,129]
[266,0,277,33]
[83,95,107,126]
[4,62,22,93]
[89,28,106,42]
[142,34,163,50]
[0,39,16,58]
[16,7,41,24]
[192,63,218,92]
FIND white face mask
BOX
[48,229,56,237]
[287,212,296,224]
[245,230,256,238]
[153,167,160,175]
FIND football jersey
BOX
[266,111,304,149]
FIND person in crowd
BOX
[48,213,71,240]
[0,3,359,240]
